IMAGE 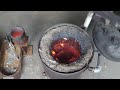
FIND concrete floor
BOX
[0,11,120,79]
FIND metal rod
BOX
[88,52,102,73]
[83,11,94,30]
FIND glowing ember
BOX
[50,38,81,64]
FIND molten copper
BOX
[11,27,24,39]
[50,38,81,64]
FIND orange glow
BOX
[50,38,81,64]
[51,50,56,56]
[60,43,64,47]
[56,58,58,61]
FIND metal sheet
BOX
[93,18,120,62]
